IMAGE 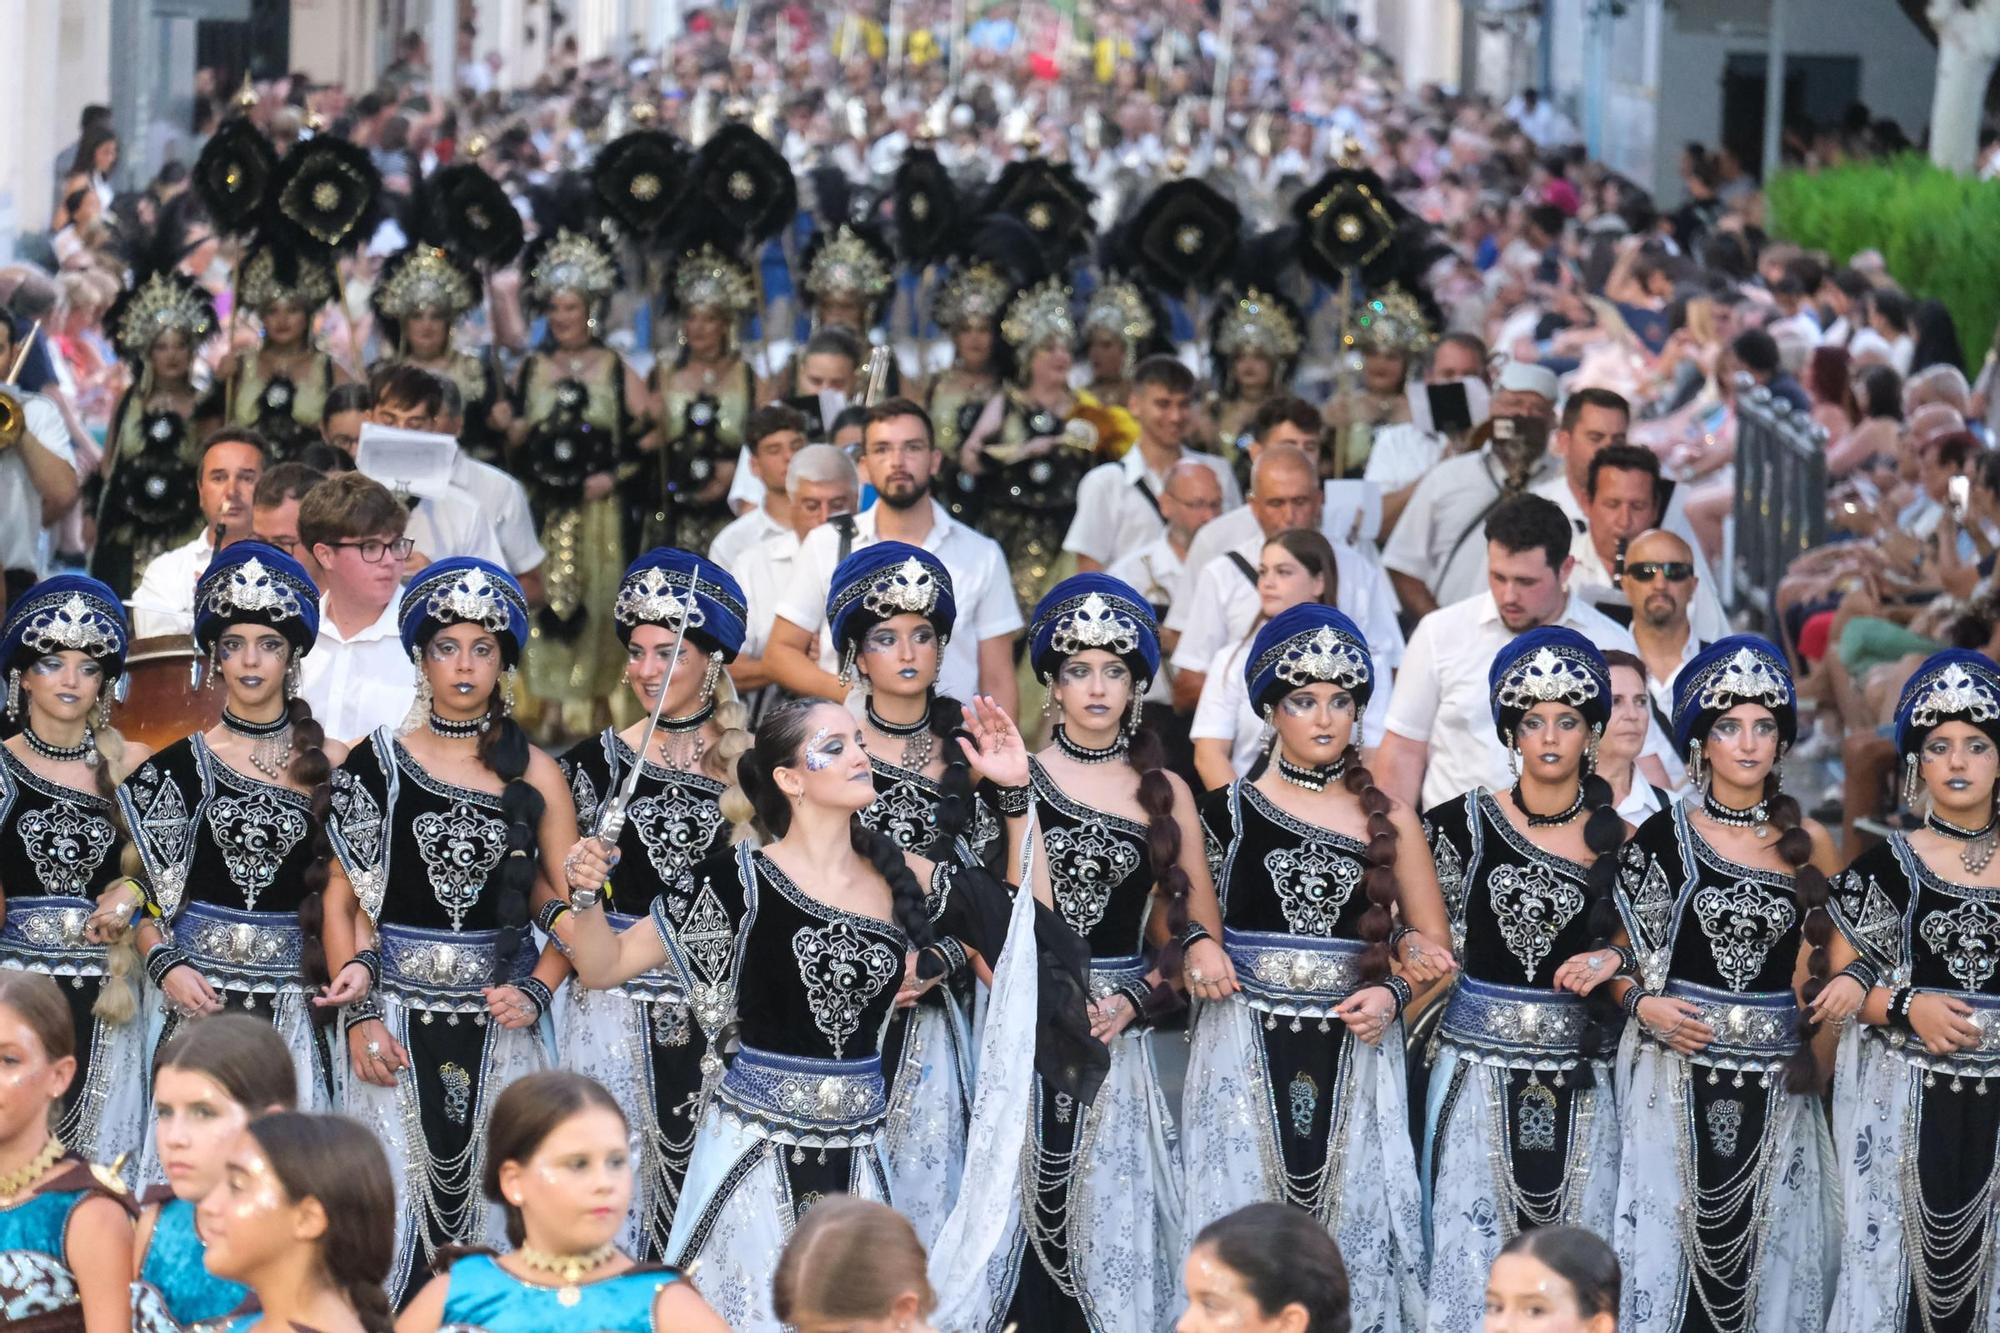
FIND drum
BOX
[113,636,217,751]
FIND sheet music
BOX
[355,424,459,501]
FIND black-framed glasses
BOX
[253,533,301,554]
[331,537,416,564]
[1625,561,1694,583]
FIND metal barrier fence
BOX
[1726,375,1829,621]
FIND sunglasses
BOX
[1624,561,1694,583]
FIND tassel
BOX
[701,652,722,704]
[1902,753,1922,812]
[5,668,17,721]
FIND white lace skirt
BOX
[1183,995,1427,1333]
[881,995,974,1250]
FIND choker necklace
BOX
[1513,781,1587,827]
[1702,789,1773,839]
[222,708,293,781]
[1926,810,2000,875]
[1053,724,1127,765]
[867,702,934,770]
[428,712,487,740]
[644,700,715,771]
[518,1240,617,1306]
[1277,754,1348,792]
[0,1136,64,1202]
[21,724,94,766]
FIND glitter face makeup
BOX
[803,727,839,772]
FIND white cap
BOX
[1495,361,1559,402]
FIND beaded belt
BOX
[1088,953,1149,1001]
[1439,976,1602,1072]
[1661,980,1799,1072]
[378,923,533,1018]
[1225,929,1367,1019]
[1874,988,2000,1081]
[714,1044,886,1152]
[175,900,306,994]
[590,909,685,1004]
[0,897,105,979]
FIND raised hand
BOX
[958,693,1031,791]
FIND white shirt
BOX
[773,500,1023,703]
[1192,635,1388,779]
[1362,421,1447,492]
[451,454,545,575]
[1179,504,1263,586]
[406,490,506,569]
[0,396,77,574]
[1382,449,1565,605]
[1382,591,1673,811]
[1061,447,1240,568]
[1107,534,1191,706]
[726,445,763,512]
[1614,774,1668,824]
[1168,532,1405,682]
[1639,629,1705,789]
[735,528,810,663]
[709,506,789,577]
[1530,473,1728,643]
[297,595,418,745]
[132,530,217,640]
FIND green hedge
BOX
[1767,156,2000,370]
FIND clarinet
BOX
[1612,535,1629,591]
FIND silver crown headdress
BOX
[1214,286,1303,361]
[671,244,757,318]
[1045,591,1143,658]
[112,273,218,362]
[16,592,122,660]
[1001,277,1076,354]
[1906,662,2000,730]
[425,567,520,634]
[1346,285,1435,357]
[236,246,338,313]
[1080,279,1156,346]
[527,228,619,306]
[202,557,307,624]
[931,264,1013,332]
[1694,646,1792,714]
[375,246,479,322]
[614,568,702,630]
[1495,646,1603,713]
[1259,625,1371,692]
[862,557,942,619]
[804,225,893,302]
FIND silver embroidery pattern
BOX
[329,770,385,878]
[1691,880,1798,990]
[631,787,726,903]
[679,879,737,1061]
[1429,822,1467,924]
[16,806,115,897]
[1044,821,1143,935]
[1517,1081,1558,1152]
[439,1062,472,1126]
[1622,845,1676,949]
[1263,844,1363,937]
[567,764,599,823]
[1489,863,1587,979]
[205,792,311,908]
[861,777,937,853]
[413,800,509,928]
[1918,900,2000,991]
[132,765,193,911]
[1288,1072,1317,1138]
[1833,871,1904,971]
[790,920,900,1058]
[1707,1098,1744,1159]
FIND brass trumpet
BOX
[0,322,42,451]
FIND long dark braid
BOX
[285,689,337,1022]
[1340,742,1399,983]
[475,694,544,976]
[1765,771,1831,1091]
[1575,767,1627,1062]
[737,699,937,963]
[923,692,976,858]
[1129,726,1194,984]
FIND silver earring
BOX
[4,669,17,721]
[1043,688,1059,721]
[284,657,302,700]
[501,667,518,718]
[1902,752,1922,812]
[1504,729,1520,780]
[837,646,856,693]
[1259,706,1277,756]
[93,691,112,730]
[1585,726,1600,777]
[1689,747,1707,793]
[205,645,220,691]
[701,652,722,704]
[412,650,433,716]
[1125,695,1145,739]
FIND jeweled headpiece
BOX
[373,245,479,322]
[1894,650,2000,755]
[827,542,957,661]
[1001,278,1076,353]
[109,272,218,363]
[1349,285,1434,357]
[236,244,337,313]
[11,591,123,662]
[804,225,893,303]
[1489,627,1610,738]
[1246,605,1376,717]
[193,542,320,654]
[613,549,747,661]
[1671,635,1797,756]
[1080,278,1157,346]
[1213,286,1302,361]
[400,557,531,666]
[671,244,757,319]
[931,263,1013,332]
[526,228,619,307]
[1029,574,1161,687]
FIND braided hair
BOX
[474,693,545,976]
[922,692,978,859]
[242,1112,396,1333]
[1128,725,1194,984]
[735,699,937,962]
[1575,769,1627,1061]
[712,675,757,844]
[1337,740,1400,983]
[285,691,338,1021]
[85,702,143,1027]
[1765,772,1831,1091]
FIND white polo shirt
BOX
[1107,534,1191,706]
[736,527,809,662]
[773,499,1023,703]
[132,529,216,641]
[1168,531,1405,681]
[297,595,418,745]
[0,396,77,576]
[1061,446,1240,568]
[1383,590,1674,812]
[451,453,546,575]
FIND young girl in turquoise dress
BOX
[198,1111,395,1333]
[0,967,135,1333]
[132,1014,297,1332]
[395,1070,731,1333]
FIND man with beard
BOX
[1624,526,1706,784]
[764,398,1022,711]
[1375,493,1673,809]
